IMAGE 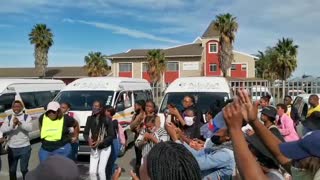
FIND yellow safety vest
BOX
[307,105,320,118]
[41,115,64,141]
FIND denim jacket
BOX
[181,142,235,180]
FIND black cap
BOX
[26,156,79,180]
[246,134,279,168]
[261,106,277,119]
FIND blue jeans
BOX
[69,142,79,161]
[39,143,71,163]
[8,145,31,180]
[105,139,121,179]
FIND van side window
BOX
[134,91,147,101]
[147,90,153,100]
[35,91,54,107]
[0,93,15,112]
[20,92,37,109]
[116,92,132,108]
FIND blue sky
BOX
[0,0,319,77]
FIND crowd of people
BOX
[0,89,319,180]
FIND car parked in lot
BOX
[288,89,305,101]
[250,85,274,105]
[292,94,320,121]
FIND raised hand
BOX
[165,122,178,141]
[223,98,244,131]
[237,90,259,123]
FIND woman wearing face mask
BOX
[83,101,115,180]
[182,108,202,139]
[135,116,169,164]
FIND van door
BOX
[114,91,134,126]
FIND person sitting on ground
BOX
[166,122,235,180]
[113,141,202,180]
[230,90,320,180]
[135,116,169,162]
[276,103,299,142]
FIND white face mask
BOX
[184,117,195,126]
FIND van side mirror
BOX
[116,103,125,112]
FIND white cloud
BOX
[1,0,320,76]
[63,18,181,44]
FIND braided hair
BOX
[146,141,201,180]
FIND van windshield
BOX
[55,91,114,111]
[159,92,229,114]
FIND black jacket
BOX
[83,115,115,149]
[290,106,300,123]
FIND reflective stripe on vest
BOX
[41,115,64,141]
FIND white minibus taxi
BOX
[158,77,231,127]
[0,79,66,140]
[54,77,152,155]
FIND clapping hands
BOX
[223,90,259,131]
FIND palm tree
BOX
[29,24,54,77]
[213,13,239,77]
[272,38,298,80]
[84,52,110,77]
[255,47,279,80]
[146,49,166,85]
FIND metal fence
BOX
[151,79,320,106]
[230,80,320,105]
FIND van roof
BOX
[0,79,65,94]
[62,77,151,91]
[165,77,230,93]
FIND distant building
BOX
[0,67,90,84]
[109,21,257,84]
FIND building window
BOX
[166,62,179,71]
[209,63,217,72]
[241,64,247,71]
[142,63,148,72]
[209,43,218,53]
[119,63,132,72]
[231,64,236,71]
